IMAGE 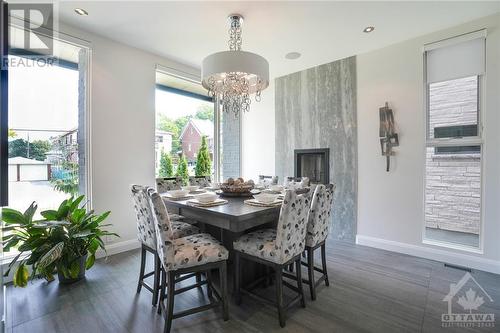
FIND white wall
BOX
[357,13,500,273]
[59,23,200,253]
[241,80,275,181]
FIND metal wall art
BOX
[379,102,399,172]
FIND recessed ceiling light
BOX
[285,52,301,60]
[363,26,375,33]
[74,8,88,16]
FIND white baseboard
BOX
[96,239,140,259]
[356,235,500,275]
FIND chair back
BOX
[146,188,176,271]
[189,176,211,188]
[275,189,310,264]
[306,184,336,247]
[285,177,310,188]
[156,177,182,193]
[258,175,278,187]
[131,185,157,248]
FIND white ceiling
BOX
[57,1,500,78]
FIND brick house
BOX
[179,119,214,163]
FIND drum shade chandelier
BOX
[201,14,269,116]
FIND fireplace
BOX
[294,148,330,184]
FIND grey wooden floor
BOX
[5,240,500,333]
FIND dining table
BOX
[163,195,281,234]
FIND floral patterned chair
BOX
[233,189,310,328]
[155,177,192,223]
[130,185,199,306]
[147,188,229,333]
[156,177,183,192]
[189,176,211,188]
[258,175,278,188]
[302,183,336,300]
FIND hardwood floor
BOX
[6,240,500,333]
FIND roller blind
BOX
[425,30,486,84]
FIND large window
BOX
[423,31,485,249]
[2,23,90,257]
[155,69,217,183]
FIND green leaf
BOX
[69,260,80,279]
[23,202,38,224]
[40,210,58,220]
[13,263,29,287]
[85,254,95,269]
[93,211,111,225]
[38,242,64,268]
[69,195,85,211]
[1,208,26,225]
[88,239,99,254]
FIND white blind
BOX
[425,30,486,84]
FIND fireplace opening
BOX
[294,148,330,184]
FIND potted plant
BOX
[2,195,117,287]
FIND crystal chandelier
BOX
[202,14,269,116]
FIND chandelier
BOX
[201,14,269,116]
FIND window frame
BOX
[422,34,486,253]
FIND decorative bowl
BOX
[220,183,254,193]
[167,189,190,198]
[196,193,219,204]
[182,185,199,192]
[253,193,280,204]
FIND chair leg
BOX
[321,243,329,287]
[158,268,166,314]
[296,258,306,308]
[137,245,146,293]
[275,266,286,328]
[219,261,229,321]
[234,252,241,305]
[164,270,176,333]
[206,269,213,298]
[152,253,161,306]
[307,247,316,300]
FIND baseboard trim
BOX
[96,239,141,259]
[356,235,500,275]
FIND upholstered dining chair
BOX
[258,175,278,188]
[147,189,229,333]
[155,177,191,222]
[285,176,311,188]
[189,176,211,188]
[302,183,336,300]
[130,185,199,306]
[156,176,183,192]
[233,189,310,328]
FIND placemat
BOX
[244,199,283,208]
[162,194,194,201]
[186,198,228,207]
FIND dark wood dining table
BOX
[163,195,281,234]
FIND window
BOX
[2,23,91,257]
[155,68,218,182]
[423,30,485,249]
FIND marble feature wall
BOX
[275,56,357,241]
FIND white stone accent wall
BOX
[425,76,480,234]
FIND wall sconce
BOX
[379,102,399,172]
